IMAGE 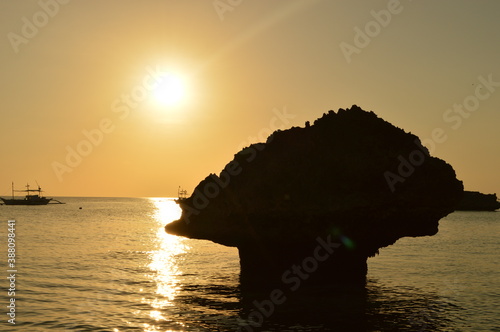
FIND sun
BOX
[152,73,187,107]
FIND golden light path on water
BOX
[141,197,187,332]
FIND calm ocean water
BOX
[0,197,499,331]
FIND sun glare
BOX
[152,73,187,107]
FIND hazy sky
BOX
[1,0,499,197]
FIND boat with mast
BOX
[0,182,64,205]
[176,186,188,203]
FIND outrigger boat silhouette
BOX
[0,182,64,205]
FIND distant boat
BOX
[0,182,64,205]
[175,186,188,203]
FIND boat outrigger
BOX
[0,182,64,205]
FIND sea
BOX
[0,197,499,331]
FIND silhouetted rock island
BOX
[166,105,463,288]
[456,191,500,211]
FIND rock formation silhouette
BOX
[166,105,463,288]
[456,191,500,211]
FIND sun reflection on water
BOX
[142,198,187,328]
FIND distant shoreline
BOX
[455,191,500,211]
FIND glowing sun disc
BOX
[153,73,187,106]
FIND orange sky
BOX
[0,0,499,197]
